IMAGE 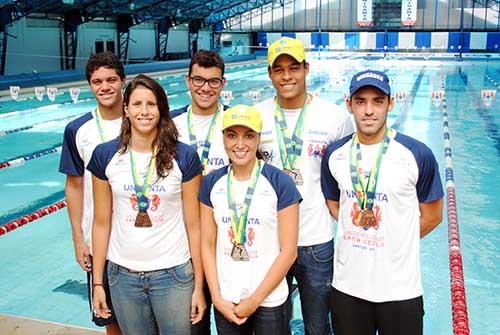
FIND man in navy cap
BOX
[320,70,444,335]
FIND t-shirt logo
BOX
[308,143,327,158]
[228,226,256,247]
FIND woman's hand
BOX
[92,286,111,319]
[191,287,207,324]
[233,296,259,319]
[214,298,248,325]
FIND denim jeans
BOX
[214,301,288,335]
[108,260,194,335]
[287,239,334,335]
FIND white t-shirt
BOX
[254,96,354,246]
[172,104,229,174]
[87,139,202,271]
[59,110,121,252]
[199,163,302,307]
[321,131,444,302]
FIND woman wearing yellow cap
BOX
[200,105,301,334]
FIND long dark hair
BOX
[119,74,179,178]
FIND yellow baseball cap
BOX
[222,105,263,133]
[267,37,306,66]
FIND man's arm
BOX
[326,199,340,221]
[65,175,91,271]
[419,198,443,238]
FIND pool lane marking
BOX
[0,97,94,119]
[439,80,471,335]
[0,113,83,137]
[0,144,62,170]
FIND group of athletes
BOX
[59,36,444,335]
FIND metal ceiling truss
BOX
[205,0,276,25]
[224,0,293,30]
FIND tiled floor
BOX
[0,314,104,335]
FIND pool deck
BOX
[0,314,104,335]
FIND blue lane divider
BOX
[0,190,65,226]
[0,143,62,170]
[0,114,82,137]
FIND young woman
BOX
[200,104,301,335]
[88,74,206,335]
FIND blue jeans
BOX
[287,239,334,335]
[108,260,194,335]
[214,302,288,335]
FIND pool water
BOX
[0,56,499,334]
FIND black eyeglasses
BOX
[189,76,224,89]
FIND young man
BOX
[172,49,229,335]
[321,70,444,335]
[172,50,229,176]
[254,37,354,335]
[59,51,125,335]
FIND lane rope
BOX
[0,144,62,170]
[439,79,470,335]
[0,200,67,236]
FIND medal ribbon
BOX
[273,95,309,171]
[227,160,261,244]
[349,128,391,210]
[186,104,222,170]
[95,108,109,142]
[130,150,157,212]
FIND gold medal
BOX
[285,169,304,185]
[231,243,250,261]
[354,209,376,227]
[135,211,152,228]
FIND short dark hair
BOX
[85,52,125,82]
[188,50,225,77]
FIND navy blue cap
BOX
[349,70,390,97]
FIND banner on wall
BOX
[47,87,58,102]
[357,0,373,27]
[396,91,409,103]
[220,91,233,105]
[35,86,45,101]
[481,90,496,107]
[10,86,20,101]
[431,91,444,108]
[249,90,261,102]
[69,87,81,104]
[401,0,417,26]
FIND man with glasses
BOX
[172,49,229,335]
[173,50,229,177]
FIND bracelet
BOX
[93,283,104,288]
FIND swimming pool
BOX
[0,55,498,334]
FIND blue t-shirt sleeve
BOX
[59,120,86,176]
[87,145,109,181]
[416,146,444,203]
[262,164,302,211]
[321,144,341,201]
[171,105,188,119]
[199,175,214,208]
[86,139,120,181]
[198,166,228,208]
[276,173,302,211]
[176,142,203,182]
